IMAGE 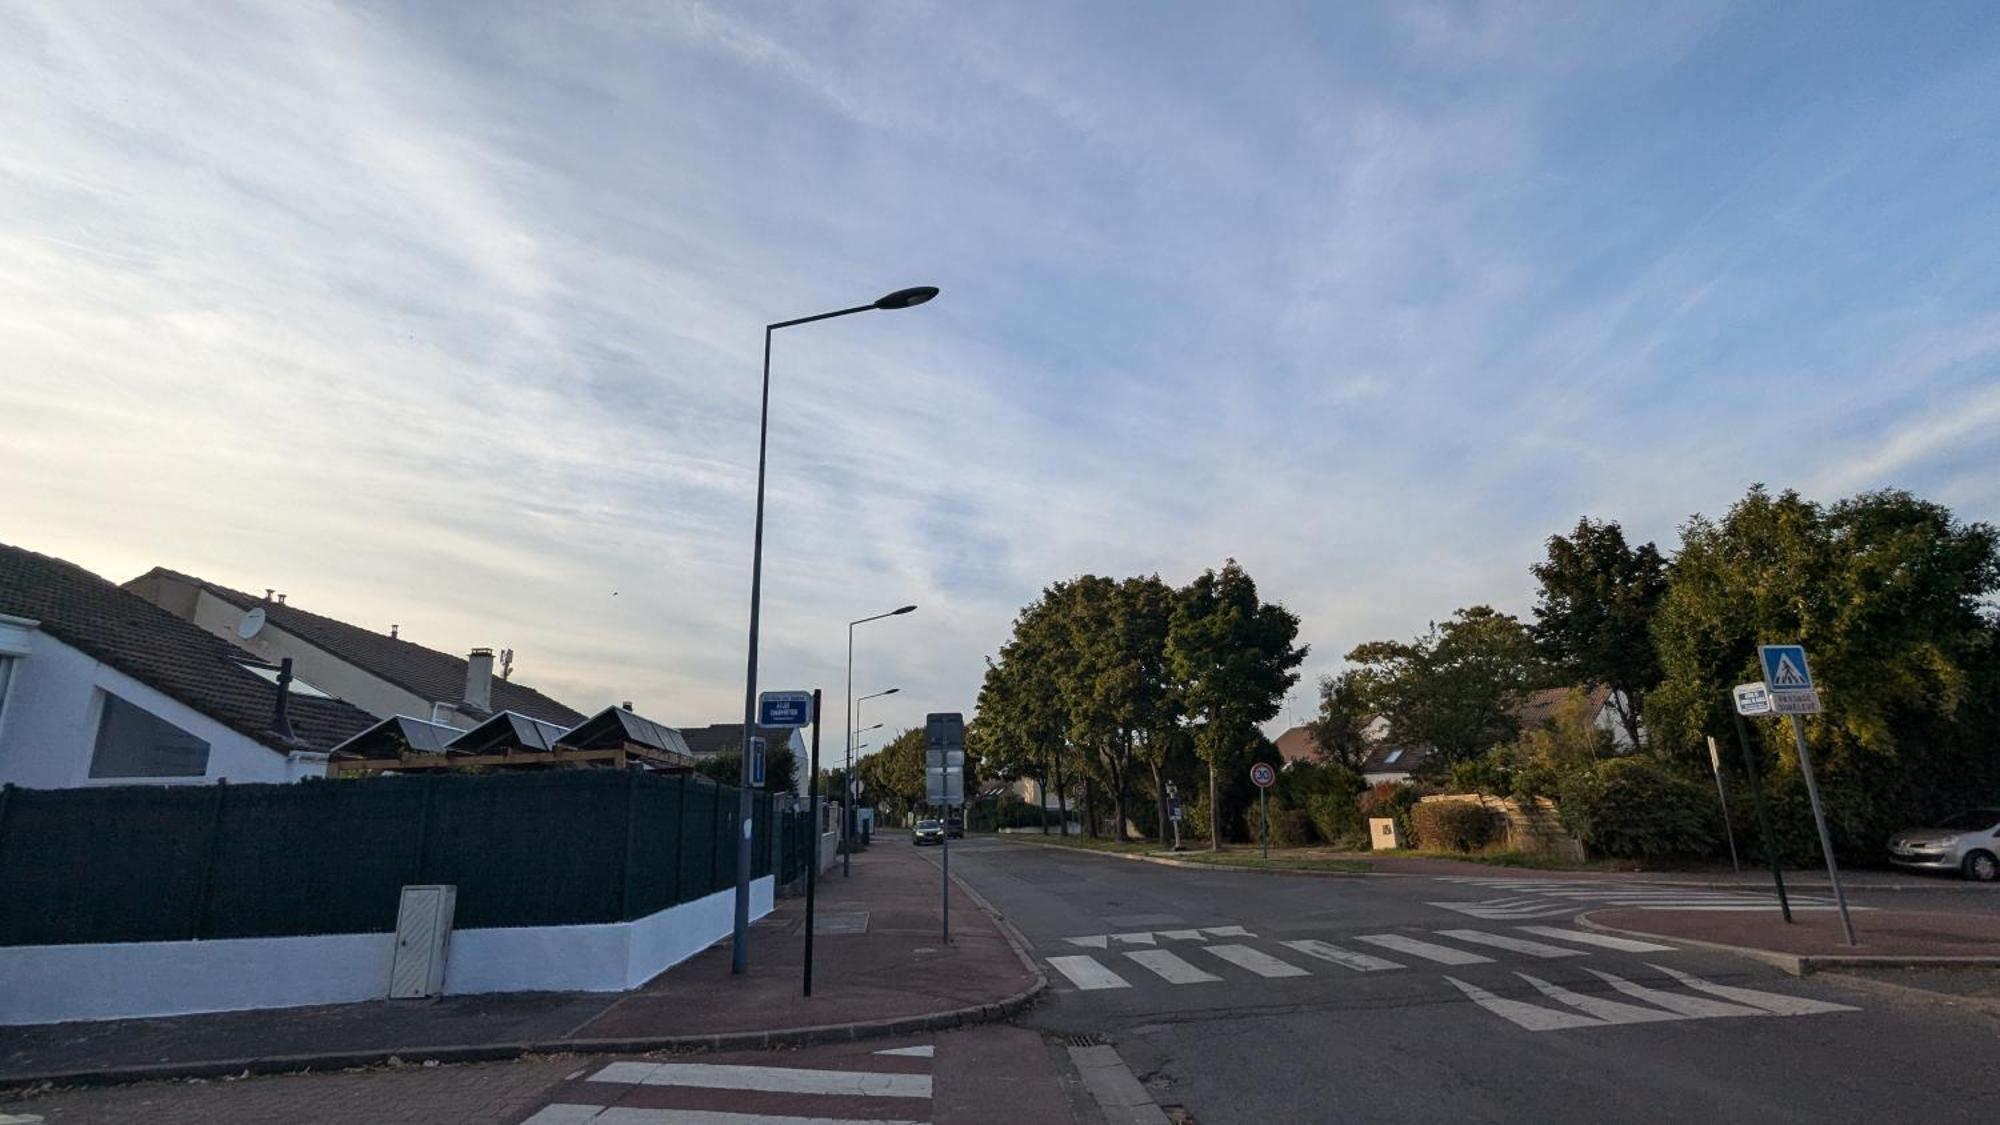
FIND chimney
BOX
[272,657,298,742]
[264,588,275,602]
[464,648,495,713]
[621,701,634,711]
[390,624,399,639]
[275,593,287,605]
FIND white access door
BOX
[389,884,457,999]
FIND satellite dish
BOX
[237,607,267,639]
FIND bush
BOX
[1243,805,1317,848]
[1305,791,1365,847]
[1410,800,1504,852]
[1557,758,1717,859]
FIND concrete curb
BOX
[2,860,1049,1094]
[998,835,1378,879]
[1574,911,2000,977]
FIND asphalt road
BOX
[940,836,2000,1125]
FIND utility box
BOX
[1368,818,1406,850]
[389,884,457,999]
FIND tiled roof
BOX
[680,723,799,758]
[0,544,376,754]
[1513,684,1615,729]
[1360,741,1430,776]
[1274,726,1320,764]
[129,567,586,727]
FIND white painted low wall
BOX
[0,877,774,1026]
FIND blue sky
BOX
[3,2,1996,745]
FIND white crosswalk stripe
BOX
[1126,948,1222,983]
[1049,954,1132,990]
[1447,967,1859,1032]
[1645,962,1859,1015]
[1202,943,1310,978]
[1445,976,1602,1031]
[1581,967,1763,1018]
[1435,929,1586,959]
[524,1047,939,1124]
[1515,973,1683,1024]
[527,1109,924,1125]
[1280,939,1403,972]
[1354,933,1493,965]
[1516,926,1676,953]
[1429,876,1862,916]
[587,1062,931,1098]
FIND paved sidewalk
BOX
[1587,906,2000,965]
[0,844,1040,1088]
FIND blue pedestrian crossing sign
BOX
[1759,645,1813,692]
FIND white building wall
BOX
[0,623,311,788]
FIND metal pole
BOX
[1706,737,1741,873]
[1731,707,1791,922]
[730,324,775,975]
[804,688,822,996]
[1789,713,1856,945]
[942,806,951,943]
[1260,786,1269,860]
[843,623,854,878]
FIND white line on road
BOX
[874,1045,935,1058]
[1202,943,1311,978]
[1157,929,1207,941]
[1355,933,1494,965]
[1436,929,1588,959]
[586,1062,932,1099]
[1065,935,1110,948]
[523,1107,926,1125]
[1049,955,1132,990]
[1112,932,1160,946]
[1515,973,1684,1024]
[1125,948,1222,983]
[1644,963,1859,1016]
[1203,925,1256,938]
[1583,968,1764,1018]
[1279,939,1403,972]
[1443,976,1603,1031]
[1517,927,1676,953]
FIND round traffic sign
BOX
[850,778,865,798]
[1249,762,1277,788]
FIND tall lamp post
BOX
[844,601,914,876]
[733,287,937,976]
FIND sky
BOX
[3,1,1997,750]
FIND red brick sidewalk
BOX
[1588,907,2000,960]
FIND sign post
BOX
[802,689,822,997]
[1250,762,1277,859]
[1730,683,1792,923]
[1758,646,1855,945]
[925,713,965,943]
[1167,781,1183,852]
[1705,737,1741,873]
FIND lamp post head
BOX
[882,687,901,696]
[874,287,939,311]
[891,604,918,615]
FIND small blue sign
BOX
[1759,645,1813,692]
[758,690,814,728]
[749,736,766,788]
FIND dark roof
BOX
[1360,742,1430,776]
[129,567,586,727]
[447,711,566,755]
[329,715,459,760]
[0,544,376,754]
[561,707,694,757]
[1513,684,1615,729]
[1274,726,1320,764]
[680,723,799,758]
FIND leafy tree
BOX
[974,588,1083,834]
[1530,518,1668,747]
[1346,606,1545,767]
[694,742,798,793]
[1167,560,1307,849]
[856,727,926,820]
[1307,670,1375,770]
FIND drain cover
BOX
[1062,1032,1109,1048]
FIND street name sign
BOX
[1759,645,1814,693]
[1249,762,1277,789]
[925,712,965,807]
[758,690,814,728]
[1733,682,1773,716]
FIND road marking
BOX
[874,1045,935,1057]
[1280,939,1403,972]
[1583,968,1764,1018]
[1515,972,1684,1024]
[524,1108,924,1125]
[588,1062,931,1099]
[1429,901,1580,919]
[1355,933,1494,965]
[1204,925,1256,938]
[1065,935,1110,948]
[1126,948,1222,984]
[1158,928,1207,941]
[1112,932,1159,945]
[1517,927,1676,953]
[1436,929,1587,959]
[1049,955,1132,990]
[1444,976,1603,1031]
[1202,943,1310,978]
[1644,963,1859,1015]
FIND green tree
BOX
[1530,518,1669,747]
[1307,670,1374,770]
[694,742,798,793]
[856,727,926,820]
[1167,560,1307,849]
[974,587,1083,834]
[1346,606,1545,768]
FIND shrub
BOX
[1411,800,1503,852]
[1557,758,1717,859]
[1305,791,1365,847]
[1244,805,1317,848]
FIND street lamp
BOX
[845,656,909,878]
[733,289,936,976]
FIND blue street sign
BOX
[758,690,814,728]
[1759,645,1814,692]
[749,736,766,788]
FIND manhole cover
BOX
[806,911,870,935]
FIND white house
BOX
[0,544,376,788]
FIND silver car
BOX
[1888,809,2000,881]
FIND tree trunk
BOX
[1108,738,1127,843]
[1208,758,1220,852]
[1055,750,1069,837]
[1149,760,1168,848]
[1084,776,1097,838]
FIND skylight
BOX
[239,664,334,699]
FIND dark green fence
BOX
[0,771,812,947]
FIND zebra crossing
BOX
[521,1042,936,1124]
[1428,875,1862,919]
[1043,923,1675,990]
[1041,923,1859,1034]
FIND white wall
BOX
[0,877,776,1025]
[0,623,316,788]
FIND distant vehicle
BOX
[1888,809,2000,881]
[913,818,945,846]
[946,812,965,839]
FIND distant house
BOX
[681,722,810,797]
[1273,726,1320,768]
[124,568,585,730]
[0,544,375,788]
[1273,720,1429,785]
[1512,684,1640,750]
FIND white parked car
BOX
[1888,809,2000,881]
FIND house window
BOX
[1384,748,1403,765]
[88,692,211,778]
